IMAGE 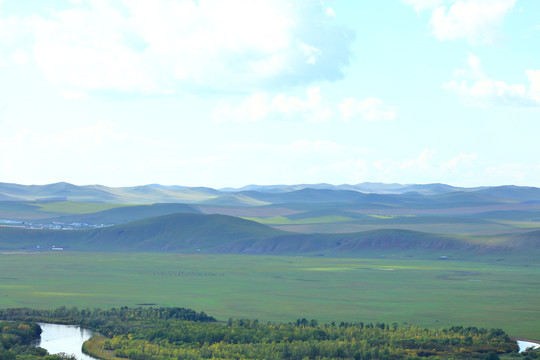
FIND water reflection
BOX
[36,323,97,360]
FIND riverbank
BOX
[82,335,123,360]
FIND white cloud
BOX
[0,119,187,185]
[59,89,89,100]
[299,42,322,64]
[35,120,126,148]
[401,148,436,170]
[371,149,437,179]
[401,0,444,13]
[234,140,349,153]
[527,70,540,102]
[212,93,270,123]
[326,7,336,18]
[0,0,353,94]
[0,120,176,154]
[404,0,516,44]
[213,89,398,123]
[441,153,478,170]
[444,54,540,107]
[339,97,397,122]
[272,87,333,122]
[328,158,368,181]
[371,151,483,185]
[484,163,536,184]
[285,140,354,154]
[431,0,516,43]
[212,87,332,123]
[221,140,370,185]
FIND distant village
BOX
[0,219,111,231]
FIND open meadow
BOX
[1,251,539,340]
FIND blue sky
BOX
[0,0,539,188]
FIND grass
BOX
[0,252,539,340]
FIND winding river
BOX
[36,323,97,360]
[35,323,540,358]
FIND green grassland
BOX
[0,252,538,340]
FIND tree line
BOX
[1,306,537,360]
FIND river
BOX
[36,323,97,360]
[517,340,540,353]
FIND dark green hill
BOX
[80,213,288,251]
[331,229,464,251]
[215,229,465,255]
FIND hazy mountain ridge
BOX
[1,182,538,206]
[1,182,540,253]
[220,182,484,195]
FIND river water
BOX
[517,340,540,353]
[36,323,97,360]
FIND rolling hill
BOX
[1,212,538,256]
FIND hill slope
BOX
[81,213,287,251]
[1,212,538,256]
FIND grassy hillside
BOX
[1,212,539,256]
[79,213,289,251]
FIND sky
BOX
[0,0,539,188]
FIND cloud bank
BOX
[0,0,353,95]
[212,88,397,123]
[403,0,517,44]
[444,54,540,107]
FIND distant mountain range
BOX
[220,182,481,195]
[1,181,540,206]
